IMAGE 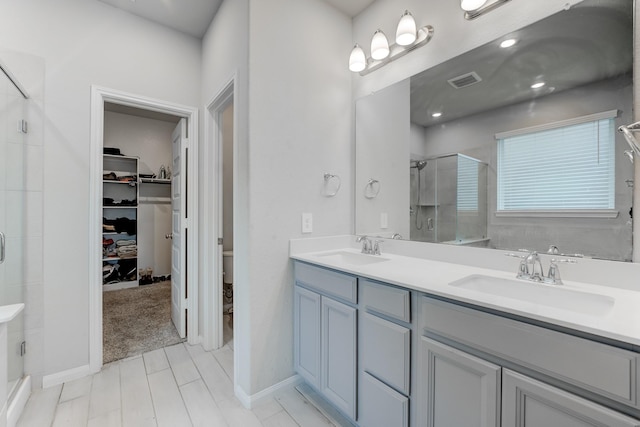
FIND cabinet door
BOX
[294,286,321,388]
[321,297,357,420]
[502,370,640,427]
[418,337,501,427]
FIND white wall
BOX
[200,0,251,391]
[103,112,174,276]
[0,0,201,384]
[246,0,352,394]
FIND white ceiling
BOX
[98,0,373,39]
[322,0,376,17]
[98,0,223,38]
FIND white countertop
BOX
[291,246,640,347]
[0,303,24,324]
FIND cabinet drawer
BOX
[359,372,409,427]
[362,312,411,395]
[361,279,410,323]
[421,296,640,408]
[295,262,357,303]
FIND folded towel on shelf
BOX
[116,239,136,247]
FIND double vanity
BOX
[291,237,640,427]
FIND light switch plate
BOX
[380,212,388,229]
[302,213,313,233]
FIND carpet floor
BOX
[103,281,184,364]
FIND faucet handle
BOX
[505,253,529,277]
[372,240,383,255]
[505,252,526,259]
[546,258,577,285]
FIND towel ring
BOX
[364,178,380,199]
[323,173,341,197]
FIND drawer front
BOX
[295,261,357,303]
[421,296,640,408]
[362,312,411,395]
[359,372,409,427]
[361,279,410,323]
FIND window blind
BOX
[457,155,479,211]
[497,118,615,211]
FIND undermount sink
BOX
[449,274,615,316]
[315,250,390,266]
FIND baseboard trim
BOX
[235,374,303,409]
[42,364,93,389]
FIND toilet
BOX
[222,251,233,314]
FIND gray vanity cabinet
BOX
[418,337,501,427]
[293,262,357,421]
[419,295,640,426]
[502,370,640,427]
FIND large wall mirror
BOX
[355,0,633,262]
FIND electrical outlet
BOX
[302,213,313,233]
[380,212,388,229]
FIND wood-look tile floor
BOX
[17,342,338,427]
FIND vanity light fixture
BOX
[371,30,390,60]
[461,0,488,11]
[348,44,366,72]
[349,10,434,76]
[462,0,512,20]
[396,10,417,46]
[531,82,546,89]
[500,38,517,48]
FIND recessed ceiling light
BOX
[500,39,517,48]
[432,112,442,118]
[531,82,545,89]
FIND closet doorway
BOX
[89,87,199,371]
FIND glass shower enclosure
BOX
[0,56,42,414]
[411,153,488,246]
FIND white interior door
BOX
[171,118,188,338]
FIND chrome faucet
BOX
[525,251,544,282]
[356,235,372,254]
[506,250,577,285]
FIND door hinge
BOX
[218,238,223,245]
[20,341,26,356]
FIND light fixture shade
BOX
[396,10,417,46]
[371,30,390,60]
[461,0,488,11]
[349,44,366,72]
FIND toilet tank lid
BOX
[222,251,233,256]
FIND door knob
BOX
[165,233,173,239]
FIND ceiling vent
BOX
[447,71,482,89]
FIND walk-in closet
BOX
[101,103,183,363]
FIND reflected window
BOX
[497,113,616,213]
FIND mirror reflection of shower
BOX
[410,160,427,230]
